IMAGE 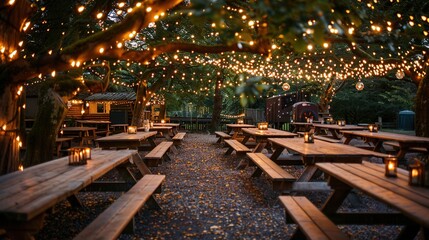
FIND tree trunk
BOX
[24,88,67,166]
[210,74,224,132]
[415,69,429,137]
[0,83,23,174]
[131,80,148,126]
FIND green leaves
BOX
[235,75,269,107]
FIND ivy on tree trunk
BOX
[24,87,67,166]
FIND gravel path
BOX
[36,133,414,239]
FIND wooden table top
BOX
[226,124,256,128]
[153,123,180,127]
[341,130,429,143]
[61,127,97,132]
[312,124,366,131]
[137,126,172,131]
[291,122,314,126]
[269,138,379,158]
[242,128,297,138]
[96,132,157,142]
[0,149,137,221]
[76,120,111,124]
[316,161,429,229]
[111,124,129,127]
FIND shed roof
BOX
[84,92,136,101]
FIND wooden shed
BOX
[66,92,135,124]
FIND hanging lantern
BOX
[395,70,404,79]
[282,82,291,91]
[355,81,364,91]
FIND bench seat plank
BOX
[172,132,186,147]
[247,153,295,191]
[144,142,173,166]
[384,141,428,153]
[224,139,251,155]
[172,132,186,141]
[279,196,348,240]
[314,135,341,143]
[144,142,173,160]
[215,131,231,143]
[74,174,165,240]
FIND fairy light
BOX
[77,6,85,13]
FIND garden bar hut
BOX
[66,92,135,124]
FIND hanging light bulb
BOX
[282,82,290,91]
[355,81,364,91]
[395,70,404,79]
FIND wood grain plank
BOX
[74,174,165,240]
[317,162,429,229]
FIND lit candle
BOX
[384,157,397,177]
[411,169,419,184]
[368,124,374,132]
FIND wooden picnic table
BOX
[153,123,180,135]
[76,120,111,136]
[55,137,73,157]
[290,122,313,133]
[316,161,429,239]
[138,126,173,140]
[96,132,157,150]
[60,127,97,146]
[110,123,129,133]
[341,130,429,159]
[312,123,366,139]
[0,149,138,239]
[268,138,382,183]
[225,124,256,139]
[241,128,297,153]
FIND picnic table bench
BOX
[172,132,186,148]
[314,135,342,144]
[144,141,173,167]
[0,150,138,239]
[215,131,231,143]
[384,141,428,154]
[247,153,295,191]
[279,196,348,240]
[224,139,251,156]
[74,174,165,240]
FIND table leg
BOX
[3,213,45,240]
[397,223,421,240]
[330,129,340,139]
[343,135,353,145]
[253,142,267,153]
[147,136,157,149]
[270,146,285,161]
[321,177,352,215]
[132,153,151,175]
[241,135,250,145]
[297,165,319,182]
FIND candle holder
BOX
[68,147,88,166]
[150,121,154,128]
[303,132,314,143]
[409,161,425,186]
[128,125,137,134]
[237,119,244,124]
[368,124,379,132]
[83,147,91,160]
[161,119,165,124]
[384,156,397,177]
[257,122,268,130]
[337,120,346,126]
